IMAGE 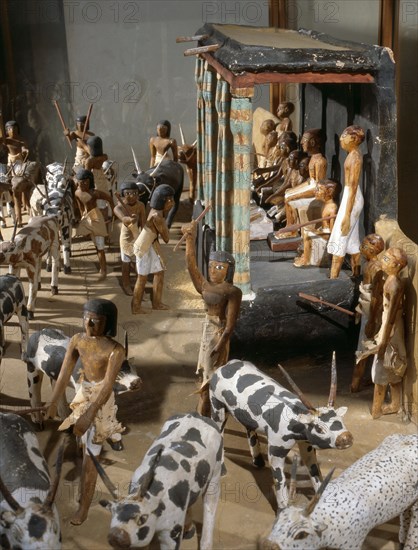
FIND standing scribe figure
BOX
[351,233,385,392]
[64,114,94,171]
[113,181,146,296]
[74,168,113,280]
[149,119,178,167]
[132,184,174,313]
[356,247,408,418]
[327,125,365,278]
[45,299,125,525]
[181,221,242,416]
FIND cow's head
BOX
[258,468,333,550]
[178,143,196,165]
[0,441,64,549]
[90,449,162,548]
[280,353,353,451]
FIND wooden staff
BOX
[53,100,72,148]
[114,191,131,217]
[0,405,47,416]
[81,103,93,141]
[176,34,209,43]
[184,44,220,56]
[277,215,337,235]
[298,292,355,317]
[173,204,211,252]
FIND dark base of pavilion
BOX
[231,240,359,361]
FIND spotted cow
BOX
[26,328,142,429]
[95,412,222,549]
[0,215,60,319]
[261,433,418,550]
[0,413,62,549]
[210,359,353,509]
[0,274,28,365]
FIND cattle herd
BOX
[0,158,417,549]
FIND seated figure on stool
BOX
[293,179,339,268]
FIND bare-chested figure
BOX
[149,119,178,167]
[182,220,242,416]
[64,114,94,171]
[45,299,125,525]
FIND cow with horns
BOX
[209,354,353,509]
[92,412,222,549]
[0,413,64,549]
[260,433,418,550]
[26,327,142,438]
[132,149,184,228]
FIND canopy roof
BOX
[195,24,388,79]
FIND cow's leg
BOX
[158,521,186,550]
[16,304,29,361]
[209,396,228,475]
[26,263,39,319]
[27,362,44,428]
[50,236,60,295]
[61,224,72,274]
[247,429,265,468]
[267,445,290,509]
[297,441,323,490]
[401,500,418,550]
[200,468,221,550]
[12,191,23,226]
[6,192,16,223]
[45,251,52,272]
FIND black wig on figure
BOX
[83,298,118,337]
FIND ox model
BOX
[0,274,28,365]
[94,412,222,549]
[0,413,63,549]
[261,433,418,550]
[135,159,183,228]
[209,358,353,508]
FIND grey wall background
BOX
[3,0,417,239]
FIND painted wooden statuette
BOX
[275,101,294,136]
[327,125,365,278]
[356,246,408,419]
[74,168,113,280]
[63,114,94,171]
[293,179,339,268]
[132,184,175,313]
[351,233,385,393]
[277,128,327,239]
[44,299,126,525]
[182,220,242,416]
[113,181,146,296]
[149,120,178,167]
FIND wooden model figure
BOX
[113,181,146,296]
[74,168,113,280]
[45,298,125,525]
[258,118,277,168]
[4,120,29,164]
[276,128,327,239]
[293,180,339,268]
[182,221,242,416]
[149,120,178,167]
[132,184,174,313]
[64,114,94,170]
[356,247,408,418]
[82,136,112,229]
[327,125,365,278]
[275,101,294,136]
[178,142,197,202]
[351,233,385,393]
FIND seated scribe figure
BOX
[293,179,339,268]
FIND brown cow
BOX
[0,216,59,319]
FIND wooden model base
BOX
[267,232,301,252]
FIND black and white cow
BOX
[261,433,418,550]
[0,413,62,549]
[135,159,184,228]
[26,328,142,428]
[0,274,28,365]
[209,359,353,509]
[95,412,222,549]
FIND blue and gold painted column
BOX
[230,88,253,295]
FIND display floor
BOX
[0,198,416,549]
